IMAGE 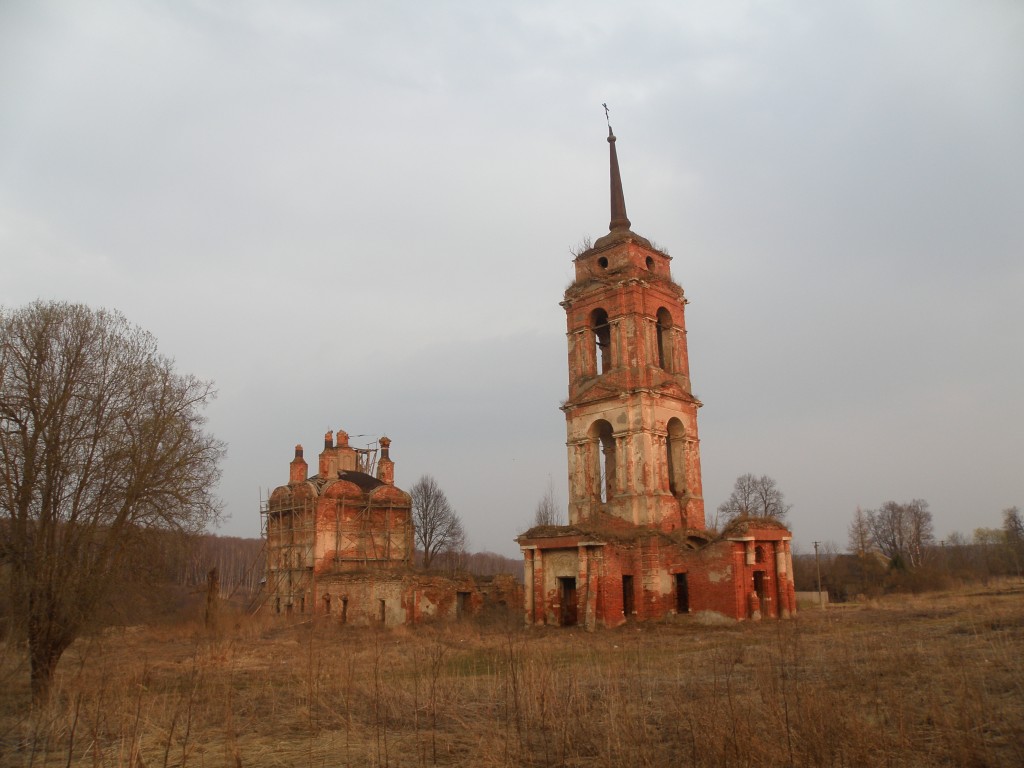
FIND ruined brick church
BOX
[517,125,797,627]
[261,121,795,628]
[262,430,520,624]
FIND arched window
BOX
[656,307,673,370]
[591,419,616,503]
[666,418,686,496]
[591,308,611,374]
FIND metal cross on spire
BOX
[602,103,630,231]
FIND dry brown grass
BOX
[2,583,1022,767]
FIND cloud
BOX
[1,0,1021,556]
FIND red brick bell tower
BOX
[519,117,795,628]
[561,121,705,532]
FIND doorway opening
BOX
[622,575,635,618]
[558,577,578,626]
[675,573,689,614]
[753,572,768,617]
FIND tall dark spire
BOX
[605,109,631,232]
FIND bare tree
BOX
[0,302,224,698]
[905,499,934,568]
[533,477,562,527]
[716,473,791,527]
[866,499,934,569]
[848,506,872,555]
[866,503,904,565]
[1004,507,1023,540]
[410,475,465,570]
[1004,506,1023,576]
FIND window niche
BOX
[656,307,673,370]
[591,419,616,502]
[590,308,612,374]
[666,418,686,497]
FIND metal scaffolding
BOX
[259,492,316,613]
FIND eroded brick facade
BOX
[518,126,796,627]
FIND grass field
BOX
[2,583,1022,767]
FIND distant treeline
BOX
[164,536,523,595]
[413,548,523,578]
[169,534,266,597]
[793,536,1024,602]
[1,525,525,631]
[791,502,1023,602]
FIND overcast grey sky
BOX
[2,1,1021,557]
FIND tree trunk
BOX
[205,567,219,631]
[29,638,62,701]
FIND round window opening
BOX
[597,256,609,269]
[646,256,654,270]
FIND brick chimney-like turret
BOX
[377,436,395,485]
[335,429,357,472]
[319,430,337,478]
[289,444,307,484]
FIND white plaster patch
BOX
[707,565,732,583]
